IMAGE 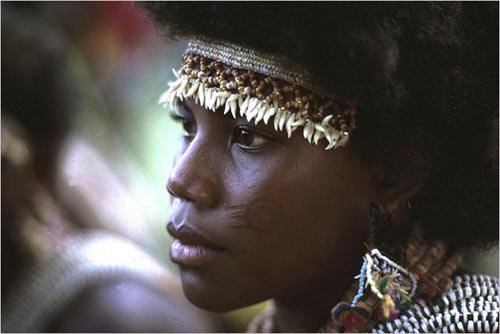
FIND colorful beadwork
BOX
[160,53,358,150]
[332,302,371,333]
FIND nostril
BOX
[166,182,176,197]
[166,177,184,200]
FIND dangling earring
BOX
[364,203,417,317]
[329,203,418,332]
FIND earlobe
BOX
[372,149,432,217]
[381,182,421,216]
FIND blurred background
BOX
[1,2,496,332]
[1,2,264,331]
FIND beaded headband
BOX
[160,36,358,150]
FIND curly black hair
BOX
[140,2,498,249]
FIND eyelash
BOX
[170,113,196,139]
[232,127,269,150]
[170,113,269,150]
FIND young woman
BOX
[142,2,499,332]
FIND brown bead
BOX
[311,113,322,121]
[177,53,357,135]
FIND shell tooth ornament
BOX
[172,68,180,79]
[240,96,250,117]
[263,107,276,125]
[285,113,296,138]
[177,77,188,98]
[223,99,231,115]
[184,80,199,98]
[198,83,205,106]
[230,101,238,119]
[278,110,289,131]
[161,52,358,150]
[274,109,282,131]
[313,129,325,145]
[303,121,315,143]
[255,105,267,124]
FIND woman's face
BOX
[167,98,379,311]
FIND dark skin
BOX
[168,98,413,332]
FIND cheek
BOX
[221,153,369,292]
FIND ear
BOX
[373,150,432,217]
[381,182,422,216]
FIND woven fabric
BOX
[372,274,499,333]
[186,36,331,98]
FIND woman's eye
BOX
[181,119,196,138]
[233,128,269,148]
[170,111,196,139]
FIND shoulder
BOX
[373,274,499,333]
[7,231,221,332]
[47,277,221,332]
[47,232,221,332]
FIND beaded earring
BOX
[330,203,417,332]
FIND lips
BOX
[167,222,225,266]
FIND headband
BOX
[160,36,358,150]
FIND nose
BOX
[167,140,221,208]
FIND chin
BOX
[179,268,264,312]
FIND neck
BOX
[271,203,413,333]
[272,274,355,332]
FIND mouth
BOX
[167,222,226,267]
